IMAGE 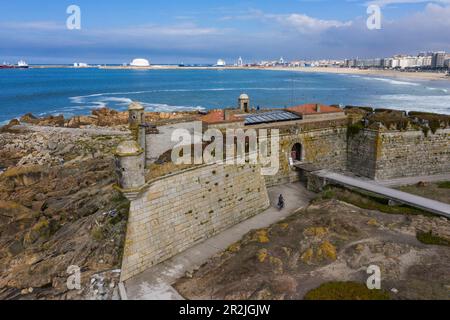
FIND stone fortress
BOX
[114,95,450,281]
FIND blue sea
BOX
[1,68,450,124]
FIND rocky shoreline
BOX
[0,111,133,299]
[0,107,205,300]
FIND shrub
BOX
[322,189,336,200]
[91,226,105,241]
[416,231,450,247]
[437,181,450,189]
[322,186,433,217]
[347,122,364,138]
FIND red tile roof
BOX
[287,104,343,115]
[200,110,224,124]
[200,110,241,124]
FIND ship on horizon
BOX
[0,60,29,69]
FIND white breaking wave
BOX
[376,94,450,115]
[140,103,205,112]
[426,87,448,93]
[68,93,205,114]
[360,77,420,86]
[70,86,349,102]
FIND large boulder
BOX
[20,113,38,124]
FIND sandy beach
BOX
[266,66,450,81]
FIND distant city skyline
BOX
[1,0,450,64]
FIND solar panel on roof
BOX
[244,110,301,125]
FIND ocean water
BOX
[1,68,450,124]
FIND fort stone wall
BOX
[120,162,270,281]
[374,128,450,180]
[265,127,348,187]
[347,129,379,178]
[348,128,450,180]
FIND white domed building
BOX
[216,59,226,67]
[130,58,150,67]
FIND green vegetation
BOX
[347,122,364,138]
[368,110,410,131]
[422,126,430,137]
[304,282,390,300]
[321,188,336,200]
[409,111,450,134]
[92,191,130,242]
[345,106,373,113]
[91,226,106,241]
[416,231,450,247]
[344,108,449,134]
[398,182,450,206]
[316,186,433,217]
[437,181,450,189]
[32,218,50,237]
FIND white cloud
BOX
[271,13,353,33]
[0,21,63,31]
[113,24,225,37]
[366,0,450,7]
[237,9,353,34]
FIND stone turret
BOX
[115,140,145,192]
[128,101,146,156]
[128,102,145,130]
[239,94,250,113]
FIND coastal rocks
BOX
[84,270,121,300]
[0,119,20,133]
[20,113,65,127]
[65,108,128,128]
[0,127,130,300]
[20,113,38,124]
[2,108,202,132]
[16,151,63,167]
[92,108,128,127]
[67,116,98,128]
[10,108,128,130]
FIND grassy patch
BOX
[437,181,450,189]
[416,231,450,247]
[398,182,450,206]
[317,186,433,217]
[91,226,105,241]
[304,281,390,300]
[2,165,43,178]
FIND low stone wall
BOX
[120,162,270,281]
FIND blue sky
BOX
[1,0,450,64]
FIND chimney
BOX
[316,104,321,113]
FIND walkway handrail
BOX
[316,171,450,219]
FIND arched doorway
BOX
[291,143,302,162]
